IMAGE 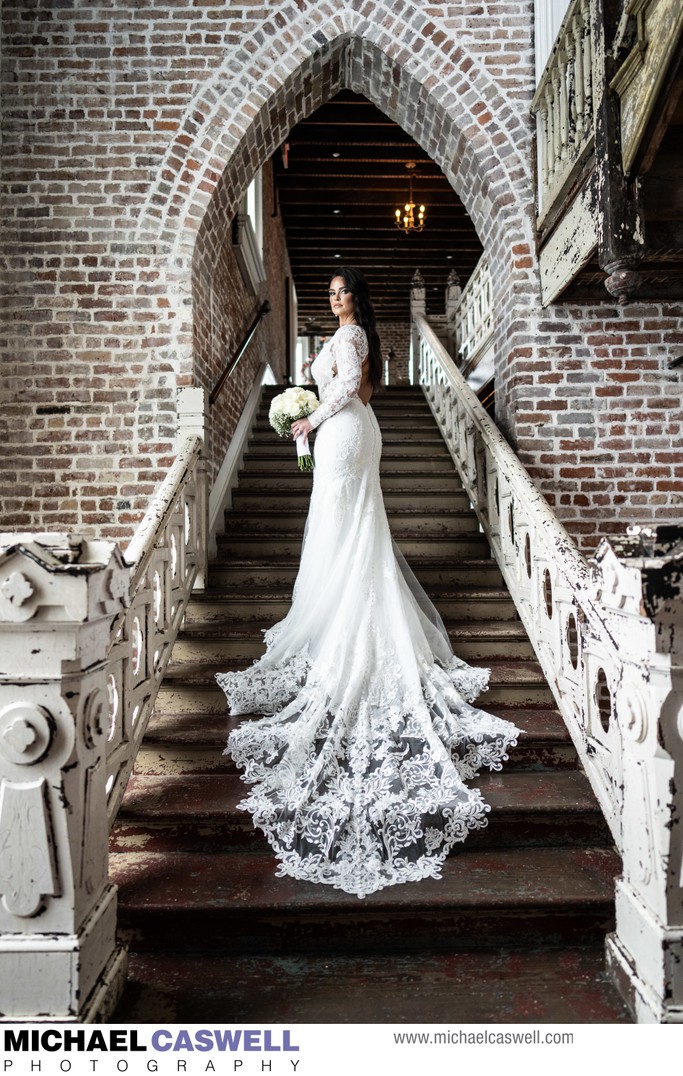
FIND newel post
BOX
[592,527,683,1022]
[176,386,209,591]
[445,268,462,354]
[0,535,129,1020]
[409,269,426,384]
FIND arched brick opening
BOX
[134,13,538,482]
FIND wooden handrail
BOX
[209,300,271,406]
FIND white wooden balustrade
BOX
[531,0,594,227]
[106,434,207,823]
[414,313,683,1023]
[453,256,493,373]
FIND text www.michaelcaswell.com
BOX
[393,1029,574,1046]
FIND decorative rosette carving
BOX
[0,571,38,623]
[0,703,54,766]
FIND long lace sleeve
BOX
[308,324,367,429]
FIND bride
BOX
[217,267,520,898]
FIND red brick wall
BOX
[192,162,290,490]
[1,0,681,552]
[513,301,683,551]
[377,322,411,385]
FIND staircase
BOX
[110,386,631,1023]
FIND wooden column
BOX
[591,0,646,303]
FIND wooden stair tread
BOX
[238,467,460,477]
[161,658,547,684]
[117,770,607,820]
[110,846,620,912]
[144,706,571,744]
[113,946,631,1023]
[217,531,489,542]
[189,585,513,601]
[177,619,527,640]
[210,555,501,568]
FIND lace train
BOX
[218,650,519,899]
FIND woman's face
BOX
[328,276,355,321]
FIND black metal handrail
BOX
[209,300,271,407]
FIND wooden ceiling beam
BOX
[279,185,457,198]
[284,233,479,244]
[275,89,482,325]
[283,226,477,237]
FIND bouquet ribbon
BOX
[295,433,313,471]
[295,433,309,458]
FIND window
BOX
[246,172,263,255]
[233,170,266,295]
[534,0,572,82]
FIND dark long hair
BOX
[329,267,383,391]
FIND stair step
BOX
[118,770,595,818]
[369,403,434,413]
[236,472,465,493]
[145,703,569,743]
[252,428,443,445]
[254,415,439,430]
[260,397,430,406]
[132,732,577,777]
[183,589,519,624]
[134,705,576,774]
[110,845,620,952]
[208,558,506,588]
[246,442,452,458]
[259,389,428,399]
[132,740,578,779]
[216,534,491,558]
[112,770,611,855]
[224,510,480,537]
[112,945,631,1023]
[232,489,471,511]
[242,454,456,473]
[171,621,535,663]
[156,660,556,711]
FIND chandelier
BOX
[394,162,426,233]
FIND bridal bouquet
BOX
[268,386,320,470]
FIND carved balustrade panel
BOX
[105,438,206,823]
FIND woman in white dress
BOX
[217,268,520,898]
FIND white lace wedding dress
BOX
[217,323,521,898]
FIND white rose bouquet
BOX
[268,386,320,470]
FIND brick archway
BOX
[135,7,538,395]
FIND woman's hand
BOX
[291,417,313,440]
